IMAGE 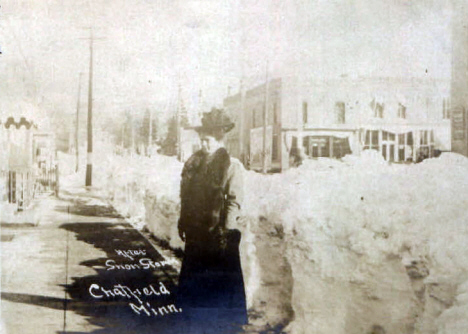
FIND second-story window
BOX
[370,98,384,118]
[302,101,308,124]
[375,103,384,118]
[335,101,346,124]
[398,103,407,119]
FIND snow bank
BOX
[101,153,182,235]
[60,148,468,333]
[242,152,468,333]
[437,279,468,334]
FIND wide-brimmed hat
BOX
[195,108,235,134]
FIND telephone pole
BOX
[75,72,83,173]
[85,31,94,186]
[262,61,269,174]
[148,109,152,156]
[79,29,105,187]
[131,111,135,156]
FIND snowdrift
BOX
[59,148,468,334]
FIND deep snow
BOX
[59,141,468,334]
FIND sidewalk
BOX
[1,187,181,334]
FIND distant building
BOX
[224,76,450,172]
[224,79,284,171]
[0,104,57,212]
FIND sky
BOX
[0,0,453,127]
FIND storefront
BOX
[280,124,442,170]
[360,126,436,163]
[302,136,352,159]
[282,127,358,170]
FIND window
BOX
[398,103,406,119]
[291,136,298,153]
[302,101,308,124]
[396,131,415,162]
[303,137,309,155]
[370,98,384,118]
[332,137,352,158]
[252,109,256,128]
[420,130,428,145]
[418,130,435,161]
[398,134,405,146]
[407,132,413,145]
[307,136,330,158]
[364,130,379,150]
[398,133,406,161]
[272,134,278,161]
[375,103,384,118]
[335,101,346,124]
[420,130,434,146]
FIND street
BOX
[1,188,182,334]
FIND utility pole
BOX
[75,72,83,173]
[85,31,94,186]
[262,61,269,174]
[148,109,152,156]
[80,29,105,187]
[131,111,135,157]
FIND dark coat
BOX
[177,148,247,333]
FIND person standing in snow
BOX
[177,108,247,334]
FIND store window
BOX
[420,130,428,145]
[303,137,309,155]
[272,134,278,161]
[332,137,352,158]
[364,130,379,150]
[398,133,406,161]
[307,136,330,158]
[417,130,435,162]
[407,132,413,145]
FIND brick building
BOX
[224,76,450,172]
